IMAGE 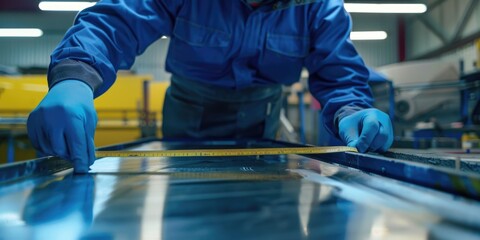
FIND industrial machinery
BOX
[375,60,480,149]
[378,59,460,122]
[0,138,479,239]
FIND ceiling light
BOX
[38,1,97,11]
[345,3,427,13]
[0,28,43,37]
[350,31,387,40]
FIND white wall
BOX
[439,42,478,74]
[131,39,171,81]
[351,14,399,68]
[0,35,62,68]
[0,12,73,70]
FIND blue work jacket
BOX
[48,0,373,137]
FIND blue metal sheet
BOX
[0,139,479,239]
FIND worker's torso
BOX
[165,0,321,89]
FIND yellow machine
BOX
[477,38,480,69]
[0,74,169,162]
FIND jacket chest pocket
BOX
[261,33,310,84]
[266,33,310,58]
[170,18,231,67]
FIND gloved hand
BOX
[338,108,393,153]
[27,80,97,173]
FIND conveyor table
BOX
[0,139,479,240]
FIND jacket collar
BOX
[272,0,320,10]
[242,0,320,11]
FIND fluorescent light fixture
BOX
[39,1,97,11]
[0,28,43,37]
[345,3,427,13]
[350,31,387,40]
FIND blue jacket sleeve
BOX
[48,0,183,97]
[305,1,373,137]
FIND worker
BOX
[27,0,393,173]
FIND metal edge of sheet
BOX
[270,140,480,200]
[293,166,480,230]
[316,151,480,200]
[383,151,480,173]
[0,157,72,185]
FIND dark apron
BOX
[162,75,283,139]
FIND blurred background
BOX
[0,0,479,163]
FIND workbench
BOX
[0,138,479,239]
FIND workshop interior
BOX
[1,0,480,239]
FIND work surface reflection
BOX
[0,140,479,240]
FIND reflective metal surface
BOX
[1,140,480,240]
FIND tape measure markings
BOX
[92,171,302,180]
[95,146,357,158]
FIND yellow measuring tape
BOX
[95,146,357,158]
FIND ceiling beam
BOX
[452,0,479,41]
[418,15,448,44]
[410,30,480,60]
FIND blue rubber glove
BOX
[27,80,97,173]
[338,108,393,153]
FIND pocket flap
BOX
[173,18,230,47]
[266,33,310,58]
